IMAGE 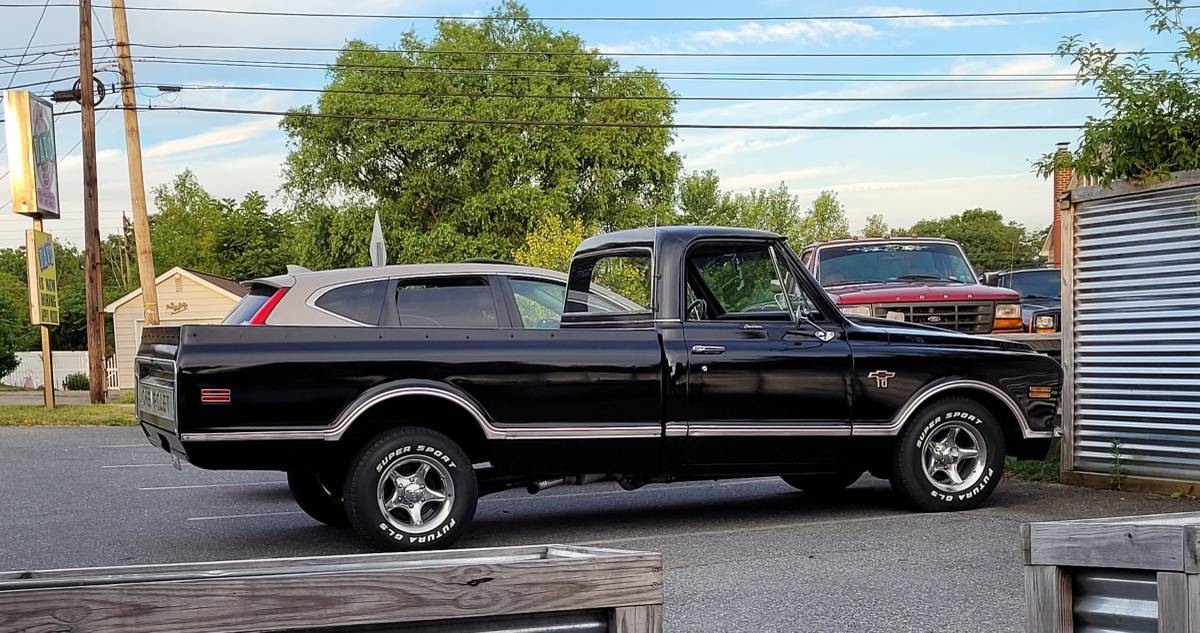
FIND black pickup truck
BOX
[136,226,1061,551]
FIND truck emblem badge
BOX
[926,315,942,323]
[868,370,896,389]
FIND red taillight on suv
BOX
[248,287,288,325]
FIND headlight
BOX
[840,305,872,317]
[995,303,1021,319]
[992,302,1023,331]
[1035,315,1057,332]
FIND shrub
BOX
[63,372,89,391]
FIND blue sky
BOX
[0,0,1185,249]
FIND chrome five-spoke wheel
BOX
[376,455,455,534]
[920,421,986,494]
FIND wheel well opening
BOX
[920,386,1023,451]
[340,395,492,464]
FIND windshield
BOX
[816,243,976,286]
[1008,270,1060,300]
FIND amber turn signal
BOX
[1028,386,1055,400]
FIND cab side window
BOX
[685,242,821,322]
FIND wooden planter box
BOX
[1024,512,1200,632]
[0,544,663,633]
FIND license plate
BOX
[138,380,175,423]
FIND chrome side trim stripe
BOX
[853,378,1052,440]
[686,424,851,437]
[181,386,664,442]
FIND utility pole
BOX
[110,0,159,327]
[79,0,107,404]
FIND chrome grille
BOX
[872,301,994,334]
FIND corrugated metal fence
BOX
[1072,568,1158,633]
[1065,172,1200,481]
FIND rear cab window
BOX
[564,250,653,322]
[395,277,500,328]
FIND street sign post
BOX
[5,90,61,408]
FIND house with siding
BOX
[103,267,246,390]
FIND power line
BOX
[127,42,1175,60]
[129,104,1086,130]
[155,82,1103,103]
[124,55,1106,83]
[0,3,1190,22]
[5,0,52,89]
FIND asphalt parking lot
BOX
[3,427,1197,632]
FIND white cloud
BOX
[720,166,845,190]
[860,5,1009,28]
[144,118,279,159]
[688,20,877,46]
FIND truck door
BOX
[681,239,854,473]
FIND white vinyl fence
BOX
[0,351,119,390]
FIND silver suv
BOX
[223,263,637,328]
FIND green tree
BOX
[678,171,807,242]
[281,1,681,263]
[1034,0,1200,184]
[151,171,295,281]
[802,191,851,244]
[513,213,593,272]
[215,192,294,281]
[862,213,890,238]
[905,208,1044,272]
[678,172,849,246]
[0,288,19,377]
[150,170,223,274]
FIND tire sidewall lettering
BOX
[375,444,459,474]
[369,441,463,544]
[914,411,981,449]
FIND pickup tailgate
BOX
[135,326,181,451]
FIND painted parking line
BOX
[187,510,304,522]
[79,443,152,449]
[101,463,174,469]
[139,480,286,491]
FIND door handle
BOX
[691,345,726,355]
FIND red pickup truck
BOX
[799,237,1023,335]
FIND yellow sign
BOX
[25,229,59,325]
[4,90,60,219]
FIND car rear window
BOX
[314,280,388,324]
[222,285,274,324]
[395,277,499,328]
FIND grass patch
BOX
[0,404,136,427]
[1006,456,1061,482]
[113,391,136,404]
[0,384,34,392]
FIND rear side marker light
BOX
[200,388,231,404]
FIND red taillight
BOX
[248,288,288,325]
